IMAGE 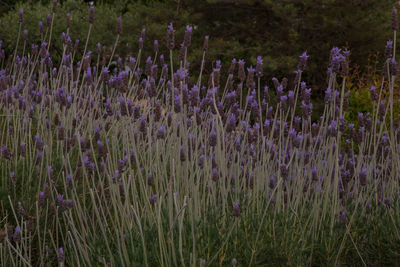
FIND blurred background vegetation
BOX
[0,0,399,119]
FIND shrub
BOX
[0,3,400,266]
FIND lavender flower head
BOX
[233,202,241,217]
[19,8,23,23]
[13,226,21,243]
[150,194,157,205]
[52,0,57,13]
[157,125,166,139]
[246,65,255,89]
[325,87,332,104]
[232,258,238,266]
[392,7,398,31]
[385,40,393,59]
[47,14,51,27]
[238,59,246,82]
[391,58,398,76]
[297,51,309,71]
[369,85,378,101]
[209,128,217,147]
[359,167,367,186]
[89,6,94,24]
[167,23,175,50]
[154,40,159,53]
[203,35,209,51]
[58,247,65,263]
[139,37,143,49]
[141,27,146,39]
[66,13,70,28]
[116,17,122,35]
[183,25,193,47]
[1,146,11,160]
[39,191,45,206]
[255,56,263,77]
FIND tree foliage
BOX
[0,0,396,90]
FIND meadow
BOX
[0,2,400,266]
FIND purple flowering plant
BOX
[0,3,399,267]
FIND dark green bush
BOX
[1,0,396,86]
[0,0,398,121]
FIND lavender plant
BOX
[0,3,400,267]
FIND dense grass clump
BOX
[0,3,400,266]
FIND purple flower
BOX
[330,50,345,74]
[198,154,205,168]
[46,14,51,27]
[58,247,64,263]
[378,101,386,119]
[209,128,217,147]
[392,7,398,31]
[288,90,295,107]
[157,126,166,139]
[83,156,94,173]
[9,172,16,186]
[66,13,70,28]
[246,66,255,89]
[52,0,57,13]
[13,226,21,243]
[154,40,159,53]
[280,95,288,110]
[233,202,241,217]
[140,27,146,39]
[57,194,64,207]
[147,172,153,186]
[369,85,378,101]
[34,151,43,165]
[18,202,26,218]
[255,56,263,77]
[150,194,157,205]
[297,51,309,71]
[48,165,54,180]
[1,146,11,160]
[39,192,45,206]
[67,174,73,189]
[212,168,219,182]
[118,157,127,173]
[325,87,332,104]
[232,258,238,266]
[301,101,312,118]
[116,17,122,34]
[89,6,94,24]
[184,25,193,47]
[311,167,318,182]
[238,59,246,82]
[40,42,47,58]
[203,35,209,51]
[174,95,181,113]
[359,167,367,186]
[340,210,347,224]
[19,8,24,22]
[139,116,147,134]
[392,58,398,76]
[138,37,143,49]
[226,113,236,133]
[228,58,237,74]
[385,40,393,59]
[327,120,337,137]
[167,23,175,50]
